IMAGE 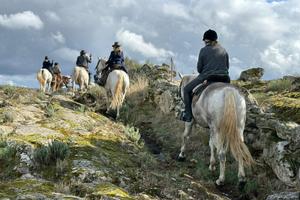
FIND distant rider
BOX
[76,50,92,85]
[42,56,53,74]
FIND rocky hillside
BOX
[0,64,299,200]
[0,85,232,199]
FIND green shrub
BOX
[266,79,293,92]
[0,140,17,161]
[33,140,70,166]
[33,146,49,165]
[124,125,141,144]
[0,139,18,179]
[243,179,258,194]
[48,140,70,162]
[45,103,55,118]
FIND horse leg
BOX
[215,134,227,186]
[209,132,217,171]
[237,129,246,190]
[178,121,193,161]
[47,81,51,93]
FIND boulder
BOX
[239,67,264,82]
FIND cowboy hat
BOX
[112,42,121,47]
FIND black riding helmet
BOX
[203,29,218,41]
[80,50,86,55]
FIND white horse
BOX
[95,58,129,119]
[178,74,254,187]
[72,66,89,92]
[37,68,52,93]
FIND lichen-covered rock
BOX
[157,90,175,114]
[266,192,300,200]
[283,75,300,92]
[239,67,264,82]
[263,141,298,186]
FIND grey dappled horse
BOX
[178,74,254,186]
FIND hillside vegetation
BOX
[0,63,299,200]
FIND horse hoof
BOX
[238,180,247,192]
[177,155,186,162]
[215,179,225,186]
[209,165,216,171]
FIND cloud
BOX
[52,47,79,63]
[162,2,190,19]
[1,0,300,86]
[45,11,60,22]
[116,29,174,58]
[109,0,137,8]
[51,31,66,44]
[0,11,43,30]
[260,39,300,77]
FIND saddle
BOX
[95,65,127,86]
[192,75,230,104]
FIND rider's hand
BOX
[203,80,208,84]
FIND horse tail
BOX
[111,73,124,109]
[37,69,46,85]
[219,89,254,167]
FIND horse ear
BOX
[98,57,100,60]
[178,72,183,80]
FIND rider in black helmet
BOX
[76,50,92,85]
[180,29,230,122]
[42,56,53,74]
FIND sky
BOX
[0,0,299,88]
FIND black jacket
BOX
[76,54,91,68]
[197,43,229,80]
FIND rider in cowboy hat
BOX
[96,42,128,86]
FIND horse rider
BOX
[180,29,230,122]
[97,42,128,86]
[52,62,61,75]
[42,56,53,74]
[76,50,92,85]
[51,62,62,90]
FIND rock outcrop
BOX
[239,67,264,82]
[147,67,300,196]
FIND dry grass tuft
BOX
[127,76,149,105]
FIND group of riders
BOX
[40,29,230,123]
[42,41,128,89]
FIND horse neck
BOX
[96,60,106,74]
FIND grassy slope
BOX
[0,85,227,200]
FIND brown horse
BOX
[51,74,71,92]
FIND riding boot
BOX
[88,72,92,85]
[180,76,204,122]
[180,98,193,122]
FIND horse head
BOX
[95,57,107,74]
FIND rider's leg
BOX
[180,76,203,122]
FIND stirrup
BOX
[179,111,192,122]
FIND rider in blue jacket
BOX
[96,42,128,86]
